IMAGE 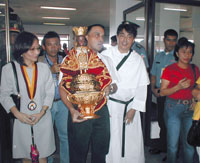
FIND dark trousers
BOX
[68,105,110,163]
[0,105,13,163]
[157,96,167,152]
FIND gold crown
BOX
[73,26,88,36]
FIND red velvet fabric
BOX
[60,47,112,112]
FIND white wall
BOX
[192,7,200,67]
[24,25,74,49]
[24,0,142,48]
[109,0,140,40]
[24,24,110,49]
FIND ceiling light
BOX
[164,8,187,12]
[42,17,70,20]
[43,23,66,26]
[0,3,5,6]
[40,6,76,11]
[136,17,145,21]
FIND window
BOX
[37,34,70,50]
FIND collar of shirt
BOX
[164,50,174,56]
[45,53,53,66]
[116,46,130,57]
[44,52,63,65]
[44,52,62,99]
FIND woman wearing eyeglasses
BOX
[0,31,55,163]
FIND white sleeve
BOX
[0,64,16,113]
[58,71,63,84]
[43,65,55,108]
[58,56,66,84]
[98,53,120,84]
[128,85,147,113]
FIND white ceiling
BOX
[8,0,110,27]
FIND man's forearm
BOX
[151,75,157,91]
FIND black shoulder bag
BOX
[9,61,21,119]
[187,64,200,146]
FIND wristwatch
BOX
[110,84,114,93]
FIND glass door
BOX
[154,2,200,67]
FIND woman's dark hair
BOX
[13,31,38,65]
[117,23,137,38]
[174,37,195,61]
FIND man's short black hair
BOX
[87,24,105,35]
[117,22,137,37]
[111,35,117,42]
[164,29,178,39]
[174,37,195,61]
[42,31,60,46]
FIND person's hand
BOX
[177,78,191,90]
[104,83,118,96]
[110,83,117,94]
[15,112,34,125]
[152,88,160,97]
[31,112,45,125]
[124,109,136,125]
[71,109,87,123]
[51,64,61,74]
[104,86,110,96]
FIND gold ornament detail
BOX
[72,26,88,36]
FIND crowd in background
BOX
[0,20,200,163]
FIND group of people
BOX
[150,29,200,163]
[0,20,200,163]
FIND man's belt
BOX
[54,98,61,102]
[109,97,134,157]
